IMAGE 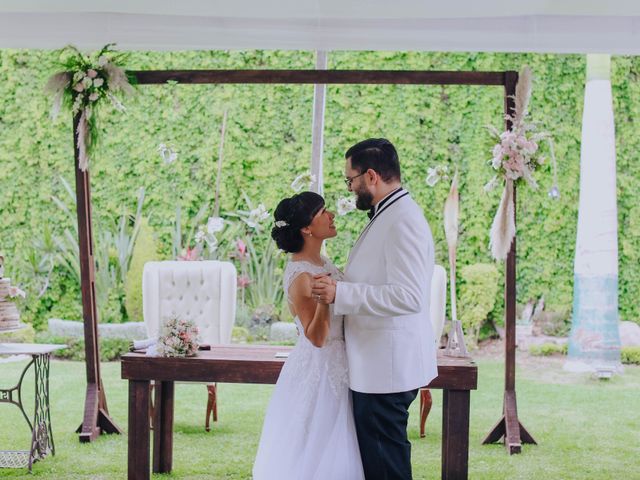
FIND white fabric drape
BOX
[1,1,640,53]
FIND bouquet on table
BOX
[156,318,200,357]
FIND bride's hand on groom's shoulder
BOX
[311,274,336,304]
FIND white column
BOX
[310,51,328,196]
[565,54,622,373]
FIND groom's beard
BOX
[354,188,374,211]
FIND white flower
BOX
[194,228,206,244]
[491,155,503,170]
[245,204,270,229]
[290,173,317,192]
[107,92,126,112]
[97,55,108,67]
[72,94,85,115]
[483,175,501,192]
[337,196,356,216]
[93,77,104,88]
[275,220,288,228]
[207,236,219,253]
[89,92,99,102]
[426,165,450,187]
[82,77,93,88]
[206,216,224,234]
[425,168,440,187]
[158,143,178,164]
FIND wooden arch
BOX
[73,68,534,453]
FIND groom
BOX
[312,138,438,479]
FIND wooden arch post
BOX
[482,70,536,454]
[73,113,122,442]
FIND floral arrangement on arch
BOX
[485,66,550,261]
[46,44,134,171]
[156,317,200,357]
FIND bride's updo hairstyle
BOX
[271,191,324,253]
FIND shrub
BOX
[458,263,500,346]
[532,308,572,337]
[0,324,36,343]
[125,218,159,322]
[34,333,131,361]
[232,326,250,343]
[621,346,640,365]
[529,343,568,356]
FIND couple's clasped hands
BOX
[311,274,336,304]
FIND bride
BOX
[253,191,364,480]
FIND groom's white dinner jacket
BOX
[335,188,438,394]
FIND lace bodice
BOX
[283,257,344,341]
[281,257,348,402]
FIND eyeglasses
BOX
[344,172,366,188]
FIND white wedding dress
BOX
[253,258,365,480]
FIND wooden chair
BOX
[142,260,237,431]
[420,264,447,437]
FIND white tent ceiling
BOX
[1,1,639,54]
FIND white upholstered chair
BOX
[420,264,447,437]
[142,260,237,430]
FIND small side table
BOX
[0,341,66,472]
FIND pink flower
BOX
[87,69,98,78]
[237,275,251,288]
[178,248,200,261]
[236,239,247,257]
[516,136,528,149]
[73,83,84,92]
[89,92,99,102]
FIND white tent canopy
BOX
[1,0,640,54]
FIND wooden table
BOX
[121,345,477,480]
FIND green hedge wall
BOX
[1,49,639,325]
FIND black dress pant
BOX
[351,388,419,480]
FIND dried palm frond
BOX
[104,62,134,96]
[443,171,459,248]
[45,72,72,119]
[489,180,515,261]
[443,171,459,321]
[76,110,90,171]
[514,66,532,125]
[214,109,228,217]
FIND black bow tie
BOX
[367,208,375,219]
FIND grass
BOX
[0,355,638,479]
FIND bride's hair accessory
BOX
[271,191,325,253]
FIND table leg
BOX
[153,381,174,473]
[128,380,150,480]
[441,389,470,480]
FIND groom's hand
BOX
[311,274,337,304]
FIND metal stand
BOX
[0,353,55,472]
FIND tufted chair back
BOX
[142,261,237,345]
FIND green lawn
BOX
[0,355,638,479]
